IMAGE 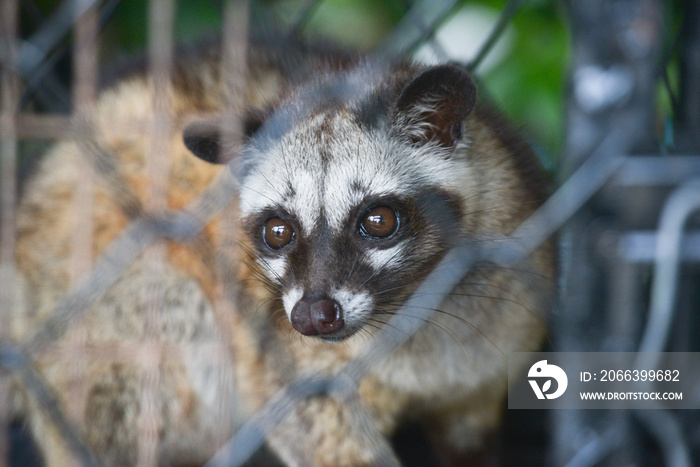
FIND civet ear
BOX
[394,65,476,148]
[183,119,223,163]
[183,109,267,164]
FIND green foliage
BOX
[475,0,568,158]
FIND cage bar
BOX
[0,0,19,462]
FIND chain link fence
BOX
[1,0,699,465]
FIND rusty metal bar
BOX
[0,0,19,463]
[64,0,100,442]
[136,0,175,465]
[204,0,251,452]
[0,0,19,278]
[15,114,71,139]
[11,113,185,140]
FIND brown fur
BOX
[13,39,555,466]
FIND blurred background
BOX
[18,0,569,169]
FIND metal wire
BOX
[466,0,523,72]
[207,128,631,466]
[3,1,699,466]
[638,179,700,354]
[18,0,121,111]
[0,1,19,464]
[0,343,100,467]
[376,0,459,56]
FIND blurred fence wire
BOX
[1,0,700,466]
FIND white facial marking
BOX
[293,170,322,231]
[364,243,406,271]
[257,257,287,284]
[323,136,406,231]
[282,287,303,320]
[332,288,373,326]
[240,106,469,297]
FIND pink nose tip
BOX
[290,298,344,336]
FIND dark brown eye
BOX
[264,218,294,249]
[360,206,398,238]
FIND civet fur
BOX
[13,37,555,466]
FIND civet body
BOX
[14,38,555,466]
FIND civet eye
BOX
[360,206,398,239]
[263,218,295,249]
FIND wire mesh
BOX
[1,0,699,466]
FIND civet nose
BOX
[290,298,344,336]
